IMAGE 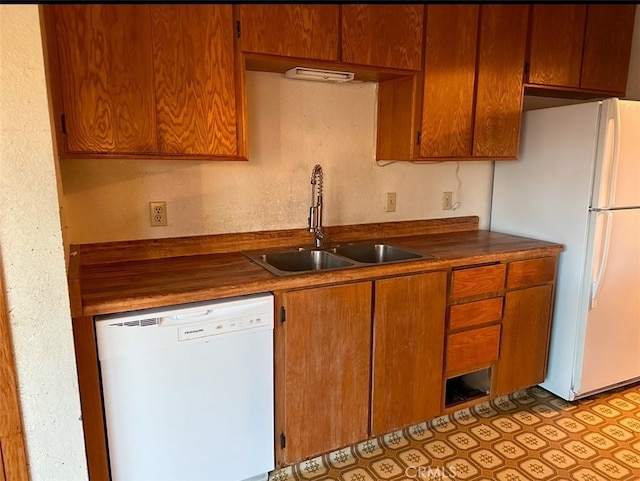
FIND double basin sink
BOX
[244,242,435,277]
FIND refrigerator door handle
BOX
[590,211,613,309]
[600,100,621,209]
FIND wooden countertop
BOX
[68,217,563,317]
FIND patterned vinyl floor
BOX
[269,382,640,481]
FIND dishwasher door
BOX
[95,293,274,481]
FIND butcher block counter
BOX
[68,216,562,317]
[68,216,564,478]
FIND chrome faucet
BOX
[308,164,325,248]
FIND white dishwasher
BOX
[95,293,274,481]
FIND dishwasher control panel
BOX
[178,313,268,341]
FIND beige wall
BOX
[61,71,494,244]
[0,5,87,480]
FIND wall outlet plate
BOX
[150,201,167,227]
[385,192,397,212]
[442,192,453,210]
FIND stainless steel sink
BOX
[262,250,352,272]
[246,248,354,276]
[244,241,436,277]
[331,243,427,264]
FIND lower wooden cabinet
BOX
[274,282,372,465]
[496,284,554,396]
[371,271,447,435]
[274,255,558,465]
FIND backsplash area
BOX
[60,70,493,244]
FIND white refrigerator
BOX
[491,98,640,401]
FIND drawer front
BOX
[451,264,506,299]
[445,324,501,374]
[507,257,556,289]
[449,297,503,331]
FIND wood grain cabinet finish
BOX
[448,297,503,332]
[496,284,554,396]
[527,5,587,88]
[507,257,557,290]
[341,5,424,71]
[581,4,636,94]
[527,4,636,96]
[371,271,447,435]
[420,5,478,158]
[377,4,528,161]
[151,5,239,156]
[0,272,29,481]
[274,282,372,466]
[472,4,528,159]
[239,5,340,61]
[45,5,245,159]
[496,256,557,396]
[445,324,501,375]
[51,5,157,154]
[450,263,506,300]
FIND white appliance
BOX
[95,293,275,481]
[491,98,640,401]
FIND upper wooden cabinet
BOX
[581,5,637,94]
[378,4,528,161]
[420,5,478,158]
[43,5,246,160]
[341,5,424,71]
[527,4,636,95]
[238,5,340,61]
[151,6,240,156]
[527,5,586,88]
[472,5,528,158]
[51,5,157,154]
[239,4,423,72]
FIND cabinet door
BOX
[151,5,239,156]
[239,5,339,61]
[496,284,553,396]
[581,5,636,94]
[371,272,447,435]
[528,5,586,88]
[53,5,157,154]
[420,5,478,158]
[341,5,423,71]
[473,5,528,158]
[275,282,372,465]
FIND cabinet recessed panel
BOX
[420,5,478,158]
[341,5,424,71]
[528,5,586,88]
[473,5,528,158]
[496,285,553,395]
[277,283,371,464]
[371,272,447,434]
[581,5,636,94]
[239,5,339,61]
[53,5,157,154]
[152,5,238,155]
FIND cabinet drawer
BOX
[507,257,556,289]
[445,324,501,374]
[450,264,506,299]
[449,297,503,331]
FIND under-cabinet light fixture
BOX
[284,67,355,83]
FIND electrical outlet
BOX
[385,192,397,212]
[150,201,167,227]
[442,192,453,210]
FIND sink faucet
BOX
[308,164,326,248]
